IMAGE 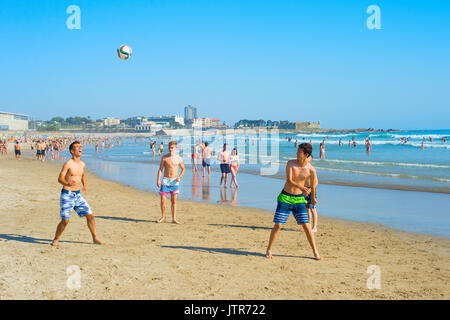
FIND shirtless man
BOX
[266,143,321,260]
[158,142,164,157]
[36,140,43,161]
[218,143,231,187]
[51,141,105,246]
[202,141,213,177]
[14,141,21,160]
[156,141,185,224]
[195,142,203,169]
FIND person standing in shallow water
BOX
[319,141,325,159]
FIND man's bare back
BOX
[203,146,212,159]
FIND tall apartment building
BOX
[184,105,198,121]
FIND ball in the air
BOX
[117,45,132,60]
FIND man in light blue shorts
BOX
[51,141,105,246]
[157,141,185,224]
[159,177,180,197]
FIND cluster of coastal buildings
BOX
[0,106,320,133]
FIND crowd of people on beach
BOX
[2,130,449,266]
[2,133,324,260]
[135,138,321,259]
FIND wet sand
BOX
[0,154,449,299]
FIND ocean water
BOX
[82,129,450,193]
[72,129,450,238]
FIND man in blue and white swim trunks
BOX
[266,143,321,260]
[51,141,105,247]
[157,141,185,224]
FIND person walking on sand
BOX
[51,141,105,247]
[157,141,185,224]
[266,143,321,260]
[218,143,231,188]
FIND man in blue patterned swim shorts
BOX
[51,141,105,247]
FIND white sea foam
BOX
[318,159,450,169]
[314,166,449,183]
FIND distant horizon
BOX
[3,109,449,132]
[31,114,450,132]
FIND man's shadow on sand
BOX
[95,216,153,223]
[208,224,299,232]
[0,234,91,245]
[161,245,316,260]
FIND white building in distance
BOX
[0,111,29,131]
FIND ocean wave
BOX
[315,166,450,183]
[389,134,448,140]
[318,159,450,169]
[296,133,355,138]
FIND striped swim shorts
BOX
[60,189,92,220]
[273,189,309,225]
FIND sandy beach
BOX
[0,150,449,299]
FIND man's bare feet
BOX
[93,238,106,245]
[51,240,59,247]
[172,219,180,224]
[265,249,273,259]
[157,217,166,223]
[314,252,322,260]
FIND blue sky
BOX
[0,0,449,129]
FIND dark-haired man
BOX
[202,141,212,177]
[51,141,105,246]
[218,143,231,187]
[266,143,321,260]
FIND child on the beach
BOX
[157,141,185,224]
[266,143,321,260]
[51,141,105,247]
